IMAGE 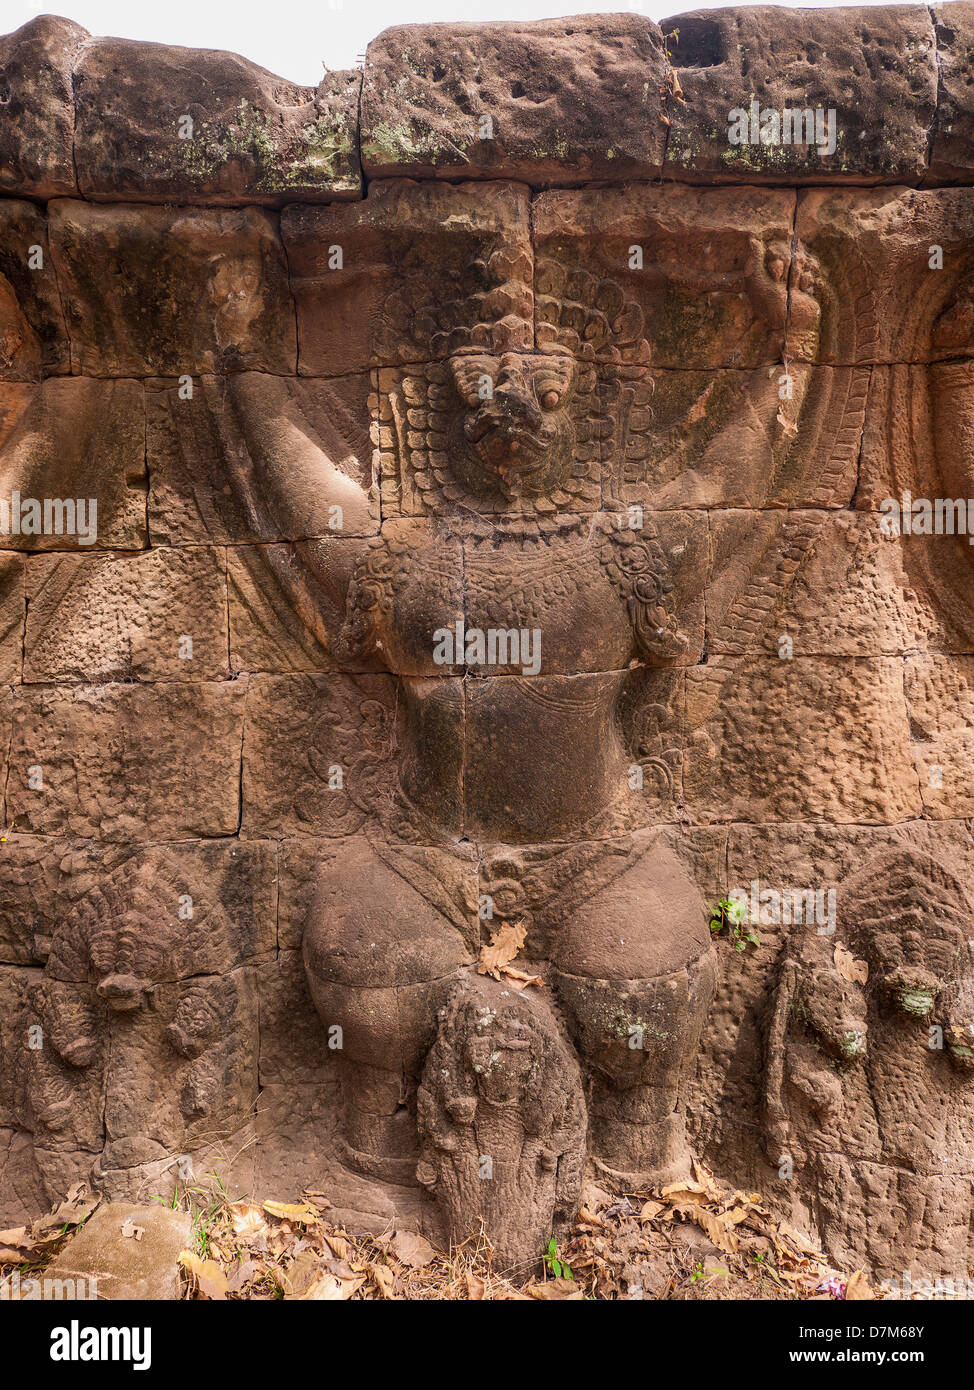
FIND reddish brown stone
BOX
[25,548,228,683]
[0,378,148,550]
[361,15,669,183]
[74,37,360,206]
[663,6,937,184]
[49,201,296,376]
[281,180,532,376]
[147,373,378,546]
[0,17,86,199]
[0,201,70,380]
[7,683,245,840]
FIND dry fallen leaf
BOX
[262,1201,321,1226]
[526,1278,584,1300]
[390,1230,435,1269]
[370,1262,395,1299]
[845,1270,875,1301]
[178,1250,228,1301]
[691,1208,740,1255]
[303,1272,364,1301]
[478,922,527,981]
[230,1203,268,1239]
[834,944,868,985]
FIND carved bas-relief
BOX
[762,850,974,1279]
[7,5,974,1284]
[300,257,718,1268]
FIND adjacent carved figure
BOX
[416,977,585,1271]
[762,849,974,1277]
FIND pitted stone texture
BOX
[43,839,277,982]
[241,673,399,838]
[0,17,86,199]
[0,379,148,550]
[533,186,792,369]
[708,509,974,657]
[690,819,974,1207]
[790,186,974,364]
[662,6,936,184]
[147,373,378,546]
[7,682,245,840]
[103,967,258,1161]
[930,3,974,182]
[282,180,532,376]
[257,950,341,1085]
[685,655,920,824]
[0,201,70,380]
[361,15,668,183]
[74,38,361,205]
[25,547,228,683]
[0,553,23,682]
[49,201,296,377]
[608,365,868,511]
[906,654,974,817]
[229,542,365,675]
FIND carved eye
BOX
[540,389,560,410]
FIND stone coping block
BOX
[7,7,974,199]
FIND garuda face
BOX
[447,350,577,500]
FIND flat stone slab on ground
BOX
[46,1202,192,1300]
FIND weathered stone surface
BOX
[25,547,228,682]
[0,17,86,199]
[361,15,669,182]
[74,37,361,205]
[46,1202,193,1300]
[906,654,974,816]
[147,373,378,545]
[609,364,869,510]
[4,4,974,1286]
[0,378,148,550]
[0,201,70,380]
[685,656,920,823]
[930,3,974,181]
[533,186,792,369]
[281,180,532,376]
[49,201,296,376]
[708,509,974,656]
[241,673,398,837]
[663,5,937,183]
[790,186,974,363]
[8,683,245,840]
[0,552,23,681]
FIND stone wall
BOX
[3,6,974,1280]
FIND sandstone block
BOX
[25,547,228,682]
[74,37,361,205]
[49,201,296,376]
[361,15,669,182]
[7,683,245,840]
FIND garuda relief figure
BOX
[230,246,726,1270]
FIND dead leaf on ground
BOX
[178,1250,228,1301]
[526,1278,584,1300]
[262,1201,321,1226]
[845,1270,875,1301]
[390,1230,435,1269]
[370,1262,395,1298]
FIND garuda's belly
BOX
[398,670,629,842]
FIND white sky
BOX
[6,0,908,86]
